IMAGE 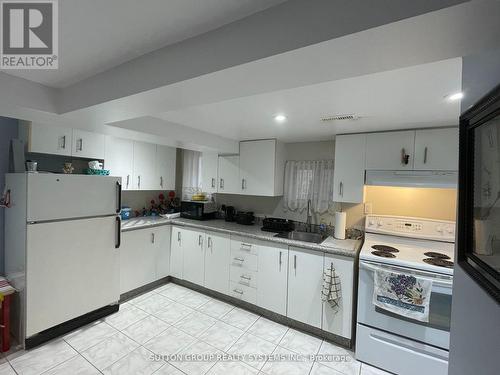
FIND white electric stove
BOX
[356,215,456,375]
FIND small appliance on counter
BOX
[235,211,255,225]
[180,200,216,220]
[261,217,294,232]
[224,205,236,222]
[120,206,132,220]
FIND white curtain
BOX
[182,150,202,199]
[283,160,334,214]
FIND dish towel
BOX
[321,263,341,312]
[373,268,433,322]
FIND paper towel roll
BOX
[334,211,346,240]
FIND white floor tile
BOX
[129,290,160,306]
[222,308,260,331]
[81,332,139,371]
[316,341,360,375]
[151,362,185,374]
[134,294,174,315]
[261,346,313,375]
[144,326,196,356]
[102,346,165,375]
[279,329,322,356]
[154,283,175,294]
[0,362,16,375]
[247,318,288,345]
[310,362,344,375]
[152,301,195,325]
[157,285,191,301]
[207,361,258,375]
[177,290,212,309]
[8,339,77,375]
[360,363,392,375]
[105,304,150,331]
[198,321,245,351]
[197,299,234,319]
[174,311,216,337]
[63,321,118,352]
[172,340,221,375]
[227,333,277,370]
[122,315,170,345]
[42,355,100,375]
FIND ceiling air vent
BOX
[321,114,359,122]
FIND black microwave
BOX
[180,201,217,220]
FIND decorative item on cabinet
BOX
[62,162,74,174]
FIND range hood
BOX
[365,170,458,189]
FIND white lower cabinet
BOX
[322,253,354,339]
[155,226,171,279]
[204,231,231,294]
[287,247,324,328]
[170,226,184,279]
[182,228,206,285]
[257,241,288,315]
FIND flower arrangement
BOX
[134,191,179,217]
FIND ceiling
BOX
[155,57,462,142]
[1,0,286,88]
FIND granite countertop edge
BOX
[121,217,361,258]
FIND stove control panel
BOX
[365,215,456,242]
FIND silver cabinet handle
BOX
[423,146,428,164]
[339,182,343,197]
[233,288,244,295]
[208,237,212,249]
[294,254,297,275]
[241,178,247,190]
[401,148,410,165]
[60,135,66,149]
[240,243,252,251]
[138,176,141,189]
[177,231,181,242]
[126,175,130,189]
[234,257,244,262]
[211,178,215,188]
[151,233,155,243]
[80,138,83,151]
[240,274,252,280]
[160,176,163,188]
[279,251,282,271]
[220,178,224,189]
[76,138,83,152]
[198,234,203,246]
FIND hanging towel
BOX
[321,263,341,311]
[373,268,433,322]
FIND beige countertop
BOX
[121,216,362,258]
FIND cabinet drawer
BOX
[229,281,257,304]
[230,250,258,271]
[230,266,258,289]
[231,237,258,255]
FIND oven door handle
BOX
[360,261,454,289]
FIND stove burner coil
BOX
[371,245,399,253]
[424,252,450,260]
[371,251,396,258]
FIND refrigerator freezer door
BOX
[26,216,120,337]
[27,174,121,222]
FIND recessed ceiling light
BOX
[274,114,287,123]
[446,92,464,101]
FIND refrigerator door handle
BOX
[115,216,121,249]
[116,181,122,213]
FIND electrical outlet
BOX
[364,202,373,215]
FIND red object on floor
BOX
[1,294,11,352]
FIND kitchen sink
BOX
[274,230,327,244]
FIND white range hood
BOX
[365,170,458,189]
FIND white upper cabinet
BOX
[104,136,134,190]
[132,142,157,190]
[333,134,366,203]
[218,155,240,194]
[72,129,105,160]
[155,145,176,191]
[239,139,285,196]
[413,128,459,170]
[201,151,219,194]
[365,131,415,170]
[22,121,73,156]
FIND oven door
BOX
[357,260,453,349]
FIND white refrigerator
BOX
[5,173,122,347]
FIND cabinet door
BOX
[104,136,134,190]
[218,155,240,194]
[414,128,459,171]
[204,231,230,294]
[287,247,324,328]
[239,140,276,196]
[72,129,105,159]
[257,242,288,315]
[182,229,205,285]
[132,142,157,190]
[120,229,157,294]
[322,254,354,339]
[201,152,219,194]
[29,123,73,156]
[170,227,184,278]
[155,145,177,190]
[333,134,366,203]
[365,131,415,170]
[155,226,171,279]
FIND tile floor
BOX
[0,283,392,375]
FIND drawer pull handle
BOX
[234,257,244,262]
[240,243,252,251]
[233,289,244,295]
[240,274,252,280]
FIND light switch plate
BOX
[364,202,373,215]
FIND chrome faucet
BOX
[306,199,312,232]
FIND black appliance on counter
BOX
[180,200,216,220]
[224,206,236,222]
[235,211,255,225]
[261,217,294,232]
